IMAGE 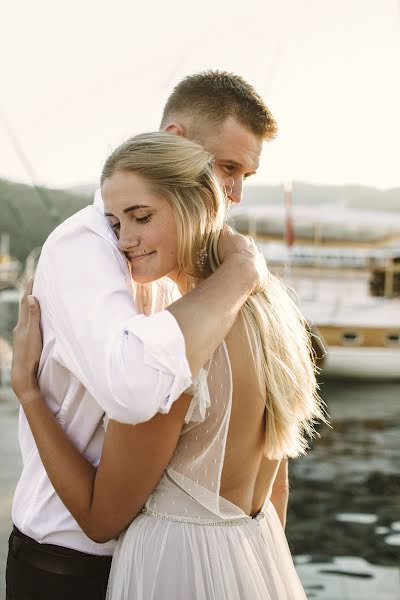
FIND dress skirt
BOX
[106,500,306,600]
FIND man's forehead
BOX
[202,116,262,172]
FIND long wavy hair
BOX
[101,132,326,459]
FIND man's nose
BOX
[227,178,243,205]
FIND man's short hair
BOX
[160,70,277,140]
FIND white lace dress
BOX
[106,342,306,599]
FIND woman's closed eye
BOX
[109,214,151,232]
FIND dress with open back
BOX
[106,341,306,599]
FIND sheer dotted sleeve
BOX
[184,367,211,424]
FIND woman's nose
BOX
[118,225,139,252]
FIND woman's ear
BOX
[163,122,187,138]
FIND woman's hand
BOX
[11,278,43,405]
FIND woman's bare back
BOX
[220,314,281,517]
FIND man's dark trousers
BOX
[6,527,112,600]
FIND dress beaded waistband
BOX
[141,506,266,526]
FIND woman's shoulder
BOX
[225,314,256,379]
[224,313,264,412]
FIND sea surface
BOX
[1,292,399,598]
[288,378,400,598]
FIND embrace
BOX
[7,71,325,599]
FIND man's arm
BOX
[12,284,191,543]
[168,249,261,376]
[38,210,264,424]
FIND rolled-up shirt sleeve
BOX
[35,206,192,424]
[106,311,193,422]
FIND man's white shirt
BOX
[12,194,192,555]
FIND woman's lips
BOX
[127,251,155,262]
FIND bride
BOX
[12,131,326,599]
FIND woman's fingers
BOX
[11,276,43,404]
[26,277,34,296]
[17,278,35,328]
[27,294,41,323]
[11,291,43,404]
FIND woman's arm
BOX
[37,218,266,425]
[270,459,289,529]
[12,282,190,543]
[21,393,190,543]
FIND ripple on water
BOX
[296,556,400,600]
[384,534,400,547]
[335,513,378,525]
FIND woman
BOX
[12,132,326,599]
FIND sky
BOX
[1,0,400,190]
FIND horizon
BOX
[2,175,400,195]
[3,174,400,207]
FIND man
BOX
[7,71,285,600]
[160,71,277,205]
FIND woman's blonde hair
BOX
[101,132,326,459]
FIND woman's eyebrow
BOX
[104,204,150,217]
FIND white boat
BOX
[302,295,400,380]
[229,200,400,380]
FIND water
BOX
[287,379,400,598]
[1,292,399,598]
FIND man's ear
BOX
[163,122,187,137]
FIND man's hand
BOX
[11,278,43,405]
[218,226,268,291]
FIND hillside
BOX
[243,181,400,211]
[0,178,91,264]
[1,176,399,266]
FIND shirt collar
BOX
[78,189,116,245]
